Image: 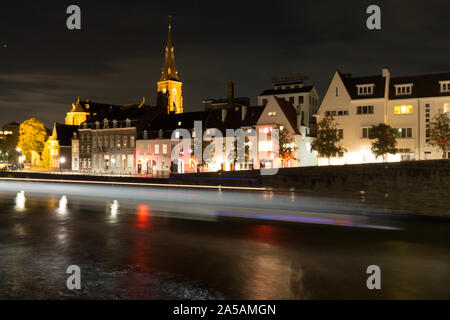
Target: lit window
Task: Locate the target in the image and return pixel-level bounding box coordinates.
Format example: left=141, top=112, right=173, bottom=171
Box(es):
left=155, top=144, right=159, bottom=154
left=444, top=103, right=450, bottom=113
left=127, top=155, right=134, bottom=168
left=394, top=105, right=413, bottom=114
left=258, top=141, right=273, bottom=151
left=268, top=112, right=277, bottom=116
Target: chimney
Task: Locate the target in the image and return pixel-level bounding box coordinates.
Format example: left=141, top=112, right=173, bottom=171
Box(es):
left=222, top=108, right=227, bottom=123
left=227, top=81, right=234, bottom=109
left=382, top=67, right=390, bottom=99
left=227, top=81, right=234, bottom=100
left=241, top=106, right=247, bottom=121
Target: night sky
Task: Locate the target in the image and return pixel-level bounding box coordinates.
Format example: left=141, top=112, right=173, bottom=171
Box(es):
left=1, top=0, right=449, bottom=127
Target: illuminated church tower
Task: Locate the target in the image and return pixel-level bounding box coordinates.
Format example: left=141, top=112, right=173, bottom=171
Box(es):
left=157, top=16, right=183, bottom=114
left=65, top=97, right=89, bottom=126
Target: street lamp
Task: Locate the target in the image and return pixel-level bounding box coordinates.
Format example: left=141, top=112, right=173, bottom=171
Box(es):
left=59, top=157, right=66, bottom=173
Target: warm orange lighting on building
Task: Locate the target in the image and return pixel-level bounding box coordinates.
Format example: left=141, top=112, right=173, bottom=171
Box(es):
left=394, top=105, right=413, bottom=115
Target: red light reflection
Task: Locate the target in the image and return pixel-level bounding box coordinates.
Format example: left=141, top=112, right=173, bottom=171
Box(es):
left=136, top=204, right=151, bottom=229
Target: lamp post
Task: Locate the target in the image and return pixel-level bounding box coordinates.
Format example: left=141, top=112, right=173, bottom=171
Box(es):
left=59, top=157, right=66, bottom=173
left=16, top=148, right=23, bottom=170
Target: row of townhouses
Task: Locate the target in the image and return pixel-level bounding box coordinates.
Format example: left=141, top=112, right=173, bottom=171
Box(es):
left=43, top=19, right=449, bottom=175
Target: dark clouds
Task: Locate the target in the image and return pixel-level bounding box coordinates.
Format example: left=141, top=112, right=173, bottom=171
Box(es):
left=0, top=0, right=449, bottom=127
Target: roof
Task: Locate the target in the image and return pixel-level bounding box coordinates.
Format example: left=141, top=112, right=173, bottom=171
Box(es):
left=260, top=85, right=314, bottom=96
left=138, top=106, right=264, bottom=139
left=389, top=72, right=450, bottom=99
left=54, top=123, right=78, bottom=146
left=336, top=70, right=450, bottom=100
left=273, top=97, right=300, bottom=134
left=337, top=71, right=386, bottom=99
left=147, top=111, right=210, bottom=132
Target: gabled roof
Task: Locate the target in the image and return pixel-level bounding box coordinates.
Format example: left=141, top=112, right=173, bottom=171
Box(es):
left=337, top=71, right=385, bottom=99
left=260, top=85, right=314, bottom=96
left=70, top=98, right=85, bottom=113
left=273, top=96, right=299, bottom=134
left=389, top=72, right=450, bottom=99
left=242, top=106, right=265, bottom=127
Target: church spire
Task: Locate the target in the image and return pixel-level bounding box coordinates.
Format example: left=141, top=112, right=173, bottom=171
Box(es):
left=160, top=15, right=179, bottom=81
left=50, top=123, right=58, bottom=141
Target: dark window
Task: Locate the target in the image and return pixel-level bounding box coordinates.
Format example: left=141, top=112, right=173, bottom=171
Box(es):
left=298, top=96, right=304, bottom=104
left=289, top=97, right=295, bottom=104
left=362, top=127, right=374, bottom=138
left=357, top=106, right=362, bottom=114
left=396, top=128, right=412, bottom=138
left=338, top=129, right=343, bottom=139
left=368, top=105, right=374, bottom=114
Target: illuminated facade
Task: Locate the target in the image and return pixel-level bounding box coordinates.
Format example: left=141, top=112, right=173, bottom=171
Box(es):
left=258, top=80, right=320, bottom=128
left=44, top=123, right=78, bottom=170
left=45, top=124, right=60, bottom=169
left=316, top=68, right=450, bottom=165
left=65, top=98, right=89, bottom=126
left=157, top=16, right=183, bottom=114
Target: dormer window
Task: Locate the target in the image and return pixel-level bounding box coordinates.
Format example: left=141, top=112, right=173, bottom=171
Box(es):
left=439, top=81, right=450, bottom=93
left=395, top=84, right=413, bottom=96
left=356, top=84, right=375, bottom=95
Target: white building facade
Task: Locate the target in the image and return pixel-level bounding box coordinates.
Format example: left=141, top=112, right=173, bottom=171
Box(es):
left=258, top=80, right=320, bottom=128
left=316, top=68, right=450, bottom=165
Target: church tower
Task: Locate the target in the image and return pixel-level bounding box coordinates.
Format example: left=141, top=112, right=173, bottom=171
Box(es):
left=65, top=97, right=89, bottom=126
left=157, top=16, right=183, bottom=114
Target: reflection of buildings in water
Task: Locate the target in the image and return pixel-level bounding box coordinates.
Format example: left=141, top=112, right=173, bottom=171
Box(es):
left=57, top=196, right=68, bottom=215
left=136, top=204, right=151, bottom=229
left=14, top=191, right=25, bottom=212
